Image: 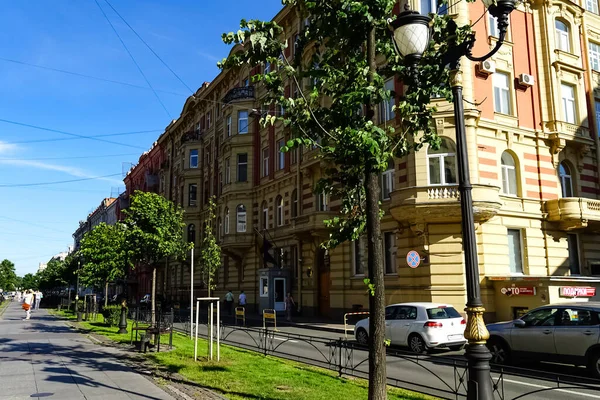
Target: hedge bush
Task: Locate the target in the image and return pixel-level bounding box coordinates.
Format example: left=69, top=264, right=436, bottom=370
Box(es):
left=101, top=305, right=123, bottom=327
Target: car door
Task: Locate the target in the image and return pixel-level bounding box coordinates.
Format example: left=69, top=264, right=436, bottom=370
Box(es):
left=391, top=306, right=418, bottom=345
left=384, top=306, right=399, bottom=342
left=510, top=307, right=559, bottom=358
left=553, top=308, right=600, bottom=360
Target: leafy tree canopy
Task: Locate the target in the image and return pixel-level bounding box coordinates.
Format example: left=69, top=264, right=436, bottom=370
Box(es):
left=20, top=273, right=38, bottom=291
left=0, top=259, right=18, bottom=291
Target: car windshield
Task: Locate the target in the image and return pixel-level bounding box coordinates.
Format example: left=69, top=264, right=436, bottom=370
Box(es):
left=427, top=307, right=461, bottom=319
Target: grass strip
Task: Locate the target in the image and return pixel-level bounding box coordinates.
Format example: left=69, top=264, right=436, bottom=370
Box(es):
left=51, top=308, right=436, bottom=400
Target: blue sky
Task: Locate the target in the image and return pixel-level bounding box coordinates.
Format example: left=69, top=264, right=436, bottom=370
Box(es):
left=0, top=1, right=283, bottom=276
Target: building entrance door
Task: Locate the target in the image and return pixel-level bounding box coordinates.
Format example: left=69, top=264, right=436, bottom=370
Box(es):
left=317, top=249, right=330, bottom=317
left=274, top=278, right=286, bottom=312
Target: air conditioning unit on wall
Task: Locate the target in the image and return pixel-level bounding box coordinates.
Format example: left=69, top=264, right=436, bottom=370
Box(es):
left=518, top=73, right=535, bottom=87
left=478, top=60, right=496, bottom=75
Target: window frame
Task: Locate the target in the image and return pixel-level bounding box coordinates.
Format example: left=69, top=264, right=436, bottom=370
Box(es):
left=507, top=228, right=524, bottom=275
left=559, top=161, right=574, bottom=197
left=189, top=149, right=199, bottom=169
left=555, top=20, right=570, bottom=53
left=236, top=204, right=247, bottom=233
left=561, top=83, right=577, bottom=124
left=586, top=0, right=599, bottom=14
left=225, top=157, right=231, bottom=184
left=353, top=239, right=365, bottom=276
left=188, top=183, right=197, bottom=206
left=382, top=160, right=395, bottom=200
left=383, top=231, right=397, bottom=275
left=291, top=189, right=298, bottom=218
left=567, top=233, right=581, bottom=275
left=276, top=196, right=284, bottom=227
left=427, top=139, right=458, bottom=186
left=224, top=208, right=230, bottom=235
left=379, top=78, right=395, bottom=123
left=317, top=191, right=328, bottom=211
left=262, top=147, right=270, bottom=177
left=226, top=115, right=232, bottom=137
left=277, top=139, right=285, bottom=171
left=493, top=71, right=512, bottom=115
left=261, top=201, right=269, bottom=230
left=238, top=110, right=249, bottom=134
left=237, top=153, right=248, bottom=182
left=500, top=151, right=518, bottom=196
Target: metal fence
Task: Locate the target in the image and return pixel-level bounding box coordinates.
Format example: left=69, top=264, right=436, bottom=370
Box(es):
left=174, top=321, right=600, bottom=400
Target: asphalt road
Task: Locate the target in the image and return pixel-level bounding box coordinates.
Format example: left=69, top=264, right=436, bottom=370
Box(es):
left=174, top=320, right=600, bottom=400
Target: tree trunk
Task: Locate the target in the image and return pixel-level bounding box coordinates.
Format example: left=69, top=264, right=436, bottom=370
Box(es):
left=151, top=266, right=157, bottom=331
left=366, top=25, right=387, bottom=400
left=104, top=281, right=108, bottom=308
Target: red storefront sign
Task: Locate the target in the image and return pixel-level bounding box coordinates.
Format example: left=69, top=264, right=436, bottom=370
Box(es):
left=500, top=286, right=536, bottom=296
left=560, top=287, right=597, bottom=298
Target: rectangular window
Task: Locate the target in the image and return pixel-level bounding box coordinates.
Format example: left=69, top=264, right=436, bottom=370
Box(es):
left=293, top=34, right=300, bottom=56
left=383, top=232, right=396, bottom=274
left=237, top=153, right=248, bottom=182
left=237, top=209, right=247, bottom=233
left=189, top=149, right=198, bottom=168
left=188, top=184, right=197, bottom=206
left=243, top=78, right=249, bottom=87
left=379, top=78, right=395, bottom=122
left=204, top=145, right=211, bottom=165
left=353, top=239, right=365, bottom=276
left=277, top=139, right=285, bottom=170
left=507, top=229, right=523, bottom=274
left=262, top=205, right=268, bottom=230
left=489, top=14, right=498, bottom=37
left=587, top=0, right=599, bottom=14
left=382, top=168, right=394, bottom=200
left=317, top=192, right=328, bottom=211
left=226, top=115, right=232, bottom=137
left=561, top=83, right=576, bottom=124
left=225, top=157, right=231, bottom=184
left=260, top=277, right=268, bottom=297
left=207, top=112, right=211, bottom=129
left=493, top=72, right=511, bottom=114
left=568, top=234, right=581, bottom=275
left=238, top=110, right=248, bottom=134
left=262, top=147, right=270, bottom=177
left=291, top=146, right=298, bottom=165
left=589, top=42, right=600, bottom=71
left=420, top=0, right=433, bottom=14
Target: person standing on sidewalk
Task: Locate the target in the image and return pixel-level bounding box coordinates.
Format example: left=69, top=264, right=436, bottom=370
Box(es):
left=224, top=290, right=234, bottom=316
left=34, top=290, right=43, bottom=310
left=238, top=291, right=247, bottom=308
left=22, top=290, right=34, bottom=320
left=284, top=293, right=295, bottom=322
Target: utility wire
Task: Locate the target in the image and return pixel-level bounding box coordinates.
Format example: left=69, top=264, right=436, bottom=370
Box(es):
left=0, top=173, right=122, bottom=187
left=6, top=129, right=161, bottom=145
left=103, top=0, right=194, bottom=93
left=0, top=153, right=138, bottom=161
left=94, top=0, right=172, bottom=119
left=0, top=57, right=188, bottom=97
left=0, top=118, right=147, bottom=149
left=0, top=215, right=73, bottom=234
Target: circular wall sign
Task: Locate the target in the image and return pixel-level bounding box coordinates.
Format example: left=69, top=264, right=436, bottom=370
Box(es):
left=406, top=250, right=421, bottom=269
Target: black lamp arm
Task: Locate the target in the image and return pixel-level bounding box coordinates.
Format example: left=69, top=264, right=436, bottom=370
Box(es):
left=464, top=13, right=510, bottom=62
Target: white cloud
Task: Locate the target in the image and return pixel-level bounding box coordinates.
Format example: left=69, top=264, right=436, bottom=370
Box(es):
left=0, top=159, right=122, bottom=185
left=0, top=141, right=19, bottom=154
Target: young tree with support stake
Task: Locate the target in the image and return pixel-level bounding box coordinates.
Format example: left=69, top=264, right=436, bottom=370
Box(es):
left=199, top=196, right=222, bottom=297
left=219, top=1, right=473, bottom=398
left=78, top=222, right=130, bottom=307
left=124, top=191, right=191, bottom=336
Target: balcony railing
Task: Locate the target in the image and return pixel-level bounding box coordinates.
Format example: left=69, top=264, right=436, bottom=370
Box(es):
left=545, top=197, right=600, bottom=230
left=180, top=130, right=201, bottom=145
left=223, top=86, right=255, bottom=104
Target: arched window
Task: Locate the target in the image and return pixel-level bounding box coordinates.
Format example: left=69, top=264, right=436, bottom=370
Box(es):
left=500, top=152, right=518, bottom=196
left=427, top=138, right=457, bottom=185
left=559, top=162, right=574, bottom=197
left=261, top=201, right=269, bottom=230
left=555, top=20, right=570, bottom=52
left=276, top=196, right=284, bottom=226
left=291, top=189, right=298, bottom=218
left=224, top=207, right=230, bottom=235
left=187, top=224, right=196, bottom=244
left=236, top=204, right=247, bottom=232
left=382, top=159, right=395, bottom=200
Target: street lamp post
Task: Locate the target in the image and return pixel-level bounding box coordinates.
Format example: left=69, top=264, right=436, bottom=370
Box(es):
left=390, top=2, right=516, bottom=399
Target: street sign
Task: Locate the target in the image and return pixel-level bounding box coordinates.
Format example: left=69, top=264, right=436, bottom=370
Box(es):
left=406, top=250, right=421, bottom=269
left=500, top=286, right=536, bottom=296
left=560, top=287, right=597, bottom=298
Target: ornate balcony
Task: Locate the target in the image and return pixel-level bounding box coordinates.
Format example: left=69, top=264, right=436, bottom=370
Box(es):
left=389, top=184, right=502, bottom=224
left=223, top=86, right=255, bottom=104
left=180, top=130, right=201, bottom=145
left=292, top=211, right=336, bottom=237
left=545, top=197, right=600, bottom=230
left=220, top=233, right=254, bottom=262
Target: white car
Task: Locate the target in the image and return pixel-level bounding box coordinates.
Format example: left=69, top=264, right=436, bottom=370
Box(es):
left=354, top=302, right=467, bottom=353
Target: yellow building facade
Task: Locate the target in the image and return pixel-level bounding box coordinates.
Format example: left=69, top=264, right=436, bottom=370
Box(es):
left=134, top=0, right=600, bottom=322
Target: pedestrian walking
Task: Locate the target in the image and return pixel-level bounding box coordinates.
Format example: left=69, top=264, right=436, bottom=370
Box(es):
left=284, top=292, right=295, bottom=322
left=224, top=290, right=234, bottom=316
left=34, top=291, right=42, bottom=310
left=22, top=290, right=34, bottom=320
left=238, top=291, right=247, bottom=308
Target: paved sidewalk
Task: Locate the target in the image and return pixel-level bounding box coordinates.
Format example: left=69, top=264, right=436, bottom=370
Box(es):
left=0, top=302, right=175, bottom=400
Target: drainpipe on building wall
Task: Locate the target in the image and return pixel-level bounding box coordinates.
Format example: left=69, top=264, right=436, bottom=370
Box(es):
left=581, top=26, right=600, bottom=192
left=297, top=152, right=303, bottom=313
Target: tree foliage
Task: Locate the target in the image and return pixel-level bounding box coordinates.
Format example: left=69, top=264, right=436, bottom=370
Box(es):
left=0, top=259, right=18, bottom=291
left=21, top=273, right=38, bottom=291
left=38, top=258, right=69, bottom=291
left=78, top=222, right=130, bottom=290
left=198, top=196, right=222, bottom=296
left=123, top=191, right=190, bottom=266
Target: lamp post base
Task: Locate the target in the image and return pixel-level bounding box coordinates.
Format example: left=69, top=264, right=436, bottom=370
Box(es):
left=464, top=306, right=493, bottom=400
left=118, top=306, right=128, bottom=334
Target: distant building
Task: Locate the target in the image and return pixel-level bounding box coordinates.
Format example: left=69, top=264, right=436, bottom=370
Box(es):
left=38, top=249, right=71, bottom=273
left=72, top=198, right=118, bottom=250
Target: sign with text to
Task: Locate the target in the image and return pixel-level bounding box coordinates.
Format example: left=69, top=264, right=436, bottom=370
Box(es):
left=560, top=287, right=597, bottom=298
left=500, top=286, right=536, bottom=296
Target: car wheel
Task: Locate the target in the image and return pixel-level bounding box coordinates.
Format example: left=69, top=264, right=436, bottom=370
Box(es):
left=449, top=344, right=465, bottom=352
left=408, top=334, right=426, bottom=354
left=356, top=328, right=369, bottom=345
left=487, top=338, right=510, bottom=365
left=587, top=351, right=600, bottom=379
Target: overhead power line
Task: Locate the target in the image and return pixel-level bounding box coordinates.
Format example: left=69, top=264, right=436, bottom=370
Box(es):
left=0, top=57, right=188, bottom=97
left=6, top=129, right=161, bottom=145
left=0, top=152, right=138, bottom=161
left=94, top=0, right=172, bottom=119
left=0, top=173, right=122, bottom=187
left=103, top=0, right=194, bottom=93
left=0, top=215, right=73, bottom=234
left=0, top=118, right=147, bottom=149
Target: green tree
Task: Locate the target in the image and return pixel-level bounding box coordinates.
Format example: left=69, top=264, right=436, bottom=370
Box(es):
left=199, top=197, right=222, bottom=296
left=124, top=191, right=190, bottom=329
left=38, top=258, right=69, bottom=291
left=219, top=1, right=470, bottom=397
left=0, top=259, right=18, bottom=291
left=21, top=273, right=38, bottom=290
left=78, top=222, right=130, bottom=307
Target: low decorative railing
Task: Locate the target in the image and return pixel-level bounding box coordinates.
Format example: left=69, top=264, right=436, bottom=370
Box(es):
left=223, top=86, right=255, bottom=104
left=427, top=186, right=460, bottom=200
